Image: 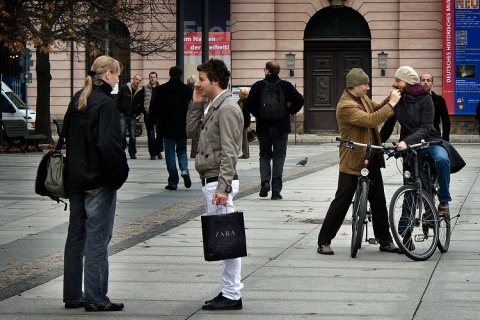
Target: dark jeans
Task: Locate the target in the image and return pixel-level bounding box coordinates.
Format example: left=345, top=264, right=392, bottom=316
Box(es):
left=145, top=114, right=164, bottom=157
left=120, top=114, right=137, bottom=156
left=164, top=138, right=189, bottom=186
left=317, top=156, right=393, bottom=247
left=63, top=186, right=117, bottom=306
left=258, top=128, right=288, bottom=194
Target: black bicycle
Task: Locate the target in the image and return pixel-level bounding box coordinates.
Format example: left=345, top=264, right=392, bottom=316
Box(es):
left=336, top=137, right=396, bottom=258
left=387, top=140, right=446, bottom=261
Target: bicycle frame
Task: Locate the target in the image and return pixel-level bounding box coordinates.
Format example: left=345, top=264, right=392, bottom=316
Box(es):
left=336, top=137, right=396, bottom=257
left=387, top=140, right=442, bottom=261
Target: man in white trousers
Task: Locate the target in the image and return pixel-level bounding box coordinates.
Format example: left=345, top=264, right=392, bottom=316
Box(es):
left=186, top=58, right=244, bottom=310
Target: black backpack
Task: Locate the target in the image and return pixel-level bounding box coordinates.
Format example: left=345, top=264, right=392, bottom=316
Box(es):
left=260, top=80, right=286, bottom=120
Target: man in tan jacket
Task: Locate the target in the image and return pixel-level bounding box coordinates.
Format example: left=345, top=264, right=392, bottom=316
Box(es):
left=317, top=68, right=401, bottom=255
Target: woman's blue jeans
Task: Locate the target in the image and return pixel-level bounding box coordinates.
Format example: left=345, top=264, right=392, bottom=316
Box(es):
left=63, top=186, right=117, bottom=306
left=425, top=145, right=451, bottom=203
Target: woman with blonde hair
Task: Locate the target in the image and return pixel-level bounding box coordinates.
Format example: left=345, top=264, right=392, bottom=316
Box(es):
left=237, top=87, right=251, bottom=159
left=63, top=55, right=129, bottom=312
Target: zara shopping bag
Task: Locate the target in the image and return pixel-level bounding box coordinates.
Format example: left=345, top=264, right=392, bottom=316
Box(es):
left=201, top=211, right=247, bottom=261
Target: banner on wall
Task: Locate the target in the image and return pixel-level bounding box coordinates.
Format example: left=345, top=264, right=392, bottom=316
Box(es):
left=183, top=0, right=231, bottom=83
left=443, top=0, right=480, bottom=115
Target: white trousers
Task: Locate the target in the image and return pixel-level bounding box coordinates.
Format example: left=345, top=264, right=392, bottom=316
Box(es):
left=202, top=179, right=243, bottom=300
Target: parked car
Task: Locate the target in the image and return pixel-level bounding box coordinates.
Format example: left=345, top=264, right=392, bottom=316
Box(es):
left=1, top=81, right=36, bottom=133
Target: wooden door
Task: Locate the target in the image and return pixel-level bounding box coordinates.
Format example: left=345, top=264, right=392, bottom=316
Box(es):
left=304, top=44, right=371, bottom=133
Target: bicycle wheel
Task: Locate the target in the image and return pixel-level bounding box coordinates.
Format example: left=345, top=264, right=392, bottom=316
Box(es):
left=423, top=163, right=450, bottom=252
left=389, top=185, right=439, bottom=261
left=432, top=177, right=451, bottom=252
left=351, top=180, right=368, bottom=258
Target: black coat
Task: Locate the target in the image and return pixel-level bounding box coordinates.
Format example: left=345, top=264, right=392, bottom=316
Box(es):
left=245, top=74, right=304, bottom=135
left=64, top=81, right=129, bottom=190
left=148, top=78, right=193, bottom=139
left=431, top=91, right=450, bottom=141
left=380, top=84, right=465, bottom=174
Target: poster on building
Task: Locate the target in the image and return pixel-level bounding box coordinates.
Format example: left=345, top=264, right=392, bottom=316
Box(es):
left=443, top=0, right=480, bottom=115
left=184, top=0, right=231, bottom=82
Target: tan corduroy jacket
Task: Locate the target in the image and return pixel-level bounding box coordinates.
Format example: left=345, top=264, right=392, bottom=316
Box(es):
left=336, top=90, right=394, bottom=175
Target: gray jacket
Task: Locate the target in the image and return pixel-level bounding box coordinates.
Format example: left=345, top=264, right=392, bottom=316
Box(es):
left=186, top=90, right=243, bottom=194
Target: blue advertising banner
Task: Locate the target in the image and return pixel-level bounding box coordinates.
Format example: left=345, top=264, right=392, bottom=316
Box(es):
left=443, top=0, right=480, bottom=115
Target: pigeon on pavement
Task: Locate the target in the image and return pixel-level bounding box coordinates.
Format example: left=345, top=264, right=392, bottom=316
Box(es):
left=296, top=157, right=308, bottom=166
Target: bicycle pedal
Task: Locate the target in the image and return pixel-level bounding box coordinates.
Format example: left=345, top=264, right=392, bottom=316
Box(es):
left=368, top=238, right=378, bottom=245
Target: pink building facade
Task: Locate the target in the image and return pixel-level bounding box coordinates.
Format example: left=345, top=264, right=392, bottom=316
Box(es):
left=26, top=0, right=476, bottom=134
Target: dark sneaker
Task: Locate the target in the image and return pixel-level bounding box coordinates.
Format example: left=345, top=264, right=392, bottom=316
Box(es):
left=379, top=242, right=399, bottom=253
left=202, top=294, right=242, bottom=310
left=181, top=173, right=192, bottom=188
left=130, top=154, right=136, bottom=159
left=438, top=203, right=449, bottom=216
left=84, top=301, right=124, bottom=312
left=157, top=153, right=163, bottom=159
left=271, top=193, right=282, bottom=200
left=165, top=184, right=177, bottom=190
left=150, top=156, right=156, bottom=160
left=317, top=244, right=334, bottom=255
left=259, top=182, right=270, bottom=197
left=65, top=301, right=84, bottom=309
left=205, top=292, right=223, bottom=305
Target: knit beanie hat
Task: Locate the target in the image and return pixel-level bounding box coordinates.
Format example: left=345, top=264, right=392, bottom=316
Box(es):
left=394, top=66, right=419, bottom=85
left=346, top=68, right=369, bottom=87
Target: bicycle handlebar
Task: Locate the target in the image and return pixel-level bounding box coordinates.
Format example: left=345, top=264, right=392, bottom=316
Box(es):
left=336, top=137, right=443, bottom=157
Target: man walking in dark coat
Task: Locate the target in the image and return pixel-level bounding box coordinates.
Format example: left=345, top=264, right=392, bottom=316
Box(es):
left=149, top=66, right=193, bottom=190
left=116, top=74, right=143, bottom=159
left=245, top=61, right=304, bottom=200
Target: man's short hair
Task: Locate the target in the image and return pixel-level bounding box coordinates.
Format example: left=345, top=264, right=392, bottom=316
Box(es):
left=169, top=66, right=183, bottom=79
left=197, top=59, right=231, bottom=89
left=265, top=61, right=280, bottom=75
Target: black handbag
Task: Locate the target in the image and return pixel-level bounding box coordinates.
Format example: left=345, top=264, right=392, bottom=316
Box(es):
left=34, top=117, right=69, bottom=210
left=201, top=211, right=247, bottom=261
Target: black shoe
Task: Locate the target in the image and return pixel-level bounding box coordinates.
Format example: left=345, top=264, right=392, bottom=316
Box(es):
left=150, top=156, right=156, bottom=160
left=379, top=242, right=399, bottom=253
left=84, top=301, right=124, bottom=312
left=182, top=173, right=192, bottom=188
left=202, top=294, right=242, bottom=310
left=157, top=153, right=163, bottom=159
left=165, top=184, right=177, bottom=190
left=205, top=292, right=222, bottom=305
left=130, top=154, right=136, bottom=159
left=271, top=193, right=282, bottom=200
left=65, top=301, right=84, bottom=309
left=259, top=182, right=270, bottom=197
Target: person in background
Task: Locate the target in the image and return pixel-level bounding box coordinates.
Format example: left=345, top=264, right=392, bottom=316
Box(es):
left=187, top=74, right=199, bottom=158
left=381, top=66, right=465, bottom=222
left=237, top=87, right=251, bottom=159
left=245, top=61, right=304, bottom=200
left=317, top=68, right=401, bottom=255
left=420, top=73, right=451, bottom=141
left=63, top=55, right=129, bottom=312
left=133, top=71, right=164, bottom=160
left=186, top=59, right=244, bottom=310
left=116, top=74, right=143, bottom=159
left=149, top=66, right=193, bottom=190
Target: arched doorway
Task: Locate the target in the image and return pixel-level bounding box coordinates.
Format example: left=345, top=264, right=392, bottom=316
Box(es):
left=303, top=6, right=371, bottom=133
